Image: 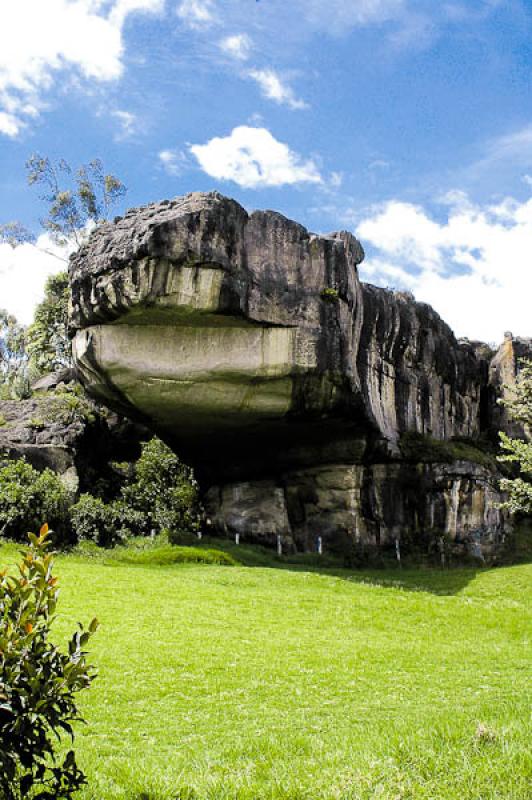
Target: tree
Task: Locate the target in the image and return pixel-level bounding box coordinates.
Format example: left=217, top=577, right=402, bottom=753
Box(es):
left=0, top=155, right=126, bottom=257
left=498, top=359, right=532, bottom=514
left=122, top=437, right=201, bottom=534
left=0, top=310, right=29, bottom=399
left=0, top=525, right=98, bottom=800
left=26, top=272, right=71, bottom=373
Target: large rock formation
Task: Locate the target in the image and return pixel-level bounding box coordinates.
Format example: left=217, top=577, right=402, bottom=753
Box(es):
left=69, top=192, right=530, bottom=556
left=0, top=374, right=147, bottom=497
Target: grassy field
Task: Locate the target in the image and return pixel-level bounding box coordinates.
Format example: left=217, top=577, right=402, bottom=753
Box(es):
left=1, top=539, right=531, bottom=800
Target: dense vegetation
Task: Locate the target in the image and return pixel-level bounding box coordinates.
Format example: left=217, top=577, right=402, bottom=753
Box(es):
left=0, top=537, right=529, bottom=800
left=498, top=359, right=532, bottom=514
left=0, top=273, right=70, bottom=400
left=0, top=438, right=201, bottom=548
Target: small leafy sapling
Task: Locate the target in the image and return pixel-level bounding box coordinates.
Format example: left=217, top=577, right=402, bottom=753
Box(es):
left=0, top=524, right=99, bottom=799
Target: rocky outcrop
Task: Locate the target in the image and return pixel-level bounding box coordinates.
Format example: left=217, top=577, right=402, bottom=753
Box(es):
left=69, top=192, right=530, bottom=556
left=488, top=333, right=532, bottom=439
left=205, top=460, right=505, bottom=556
left=0, top=377, right=147, bottom=497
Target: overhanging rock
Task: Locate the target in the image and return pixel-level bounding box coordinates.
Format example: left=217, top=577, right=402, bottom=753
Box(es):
left=69, top=191, right=526, bottom=555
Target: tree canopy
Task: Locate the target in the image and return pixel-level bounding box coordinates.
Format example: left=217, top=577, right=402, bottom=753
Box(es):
left=0, top=155, right=126, bottom=255
left=498, top=360, right=532, bottom=515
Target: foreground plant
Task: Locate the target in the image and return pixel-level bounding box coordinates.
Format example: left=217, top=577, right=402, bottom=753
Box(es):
left=0, top=525, right=98, bottom=799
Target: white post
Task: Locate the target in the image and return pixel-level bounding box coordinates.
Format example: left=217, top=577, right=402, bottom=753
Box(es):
left=317, top=536, right=323, bottom=555
left=197, top=530, right=202, bottom=540
left=277, top=534, right=282, bottom=556
left=395, top=537, right=401, bottom=565
left=235, top=532, right=240, bottom=545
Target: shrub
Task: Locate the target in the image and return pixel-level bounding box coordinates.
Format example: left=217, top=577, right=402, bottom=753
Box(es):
left=69, top=494, right=113, bottom=547
left=122, top=438, right=201, bottom=536
left=0, top=459, right=70, bottom=544
left=0, top=525, right=98, bottom=800
left=70, top=495, right=147, bottom=547
left=109, top=499, right=147, bottom=540
left=320, top=287, right=339, bottom=302
left=43, top=392, right=97, bottom=427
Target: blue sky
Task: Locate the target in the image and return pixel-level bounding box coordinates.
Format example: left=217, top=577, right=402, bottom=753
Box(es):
left=0, top=0, right=531, bottom=342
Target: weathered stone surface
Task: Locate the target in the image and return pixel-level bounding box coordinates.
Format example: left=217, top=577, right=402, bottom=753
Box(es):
left=488, top=333, right=532, bottom=438
left=0, top=377, right=147, bottom=496
left=69, top=192, right=528, bottom=554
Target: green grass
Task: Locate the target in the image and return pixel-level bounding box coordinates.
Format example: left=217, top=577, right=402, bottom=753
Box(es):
left=1, top=539, right=531, bottom=799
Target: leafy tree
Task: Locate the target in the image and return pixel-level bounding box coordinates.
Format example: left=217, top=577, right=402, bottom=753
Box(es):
left=26, top=272, right=71, bottom=373
left=0, top=310, right=29, bottom=399
left=0, top=155, right=126, bottom=257
left=0, top=525, right=98, bottom=800
left=122, top=437, right=201, bottom=535
left=498, top=359, right=532, bottom=514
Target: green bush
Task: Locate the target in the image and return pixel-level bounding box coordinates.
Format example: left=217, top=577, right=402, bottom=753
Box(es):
left=0, top=525, right=98, bottom=800
left=122, top=438, right=201, bottom=536
left=69, top=494, right=114, bottom=547
left=109, top=500, right=146, bottom=540
left=320, top=287, right=339, bottom=302
left=70, top=495, right=147, bottom=548
left=0, top=459, right=70, bottom=543
left=69, top=438, right=201, bottom=549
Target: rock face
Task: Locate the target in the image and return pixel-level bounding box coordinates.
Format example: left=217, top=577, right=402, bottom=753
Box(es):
left=488, top=333, right=532, bottom=439
left=0, top=377, right=147, bottom=497
left=69, top=192, right=529, bottom=556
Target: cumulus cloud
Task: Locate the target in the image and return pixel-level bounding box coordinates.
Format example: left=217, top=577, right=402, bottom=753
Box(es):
left=176, top=0, right=216, bottom=28
left=356, top=192, right=532, bottom=343
left=0, top=0, right=163, bottom=136
left=0, top=235, right=70, bottom=324
left=219, top=33, right=252, bottom=60
left=190, top=126, right=322, bottom=189
left=248, top=69, right=308, bottom=111
left=0, top=111, right=21, bottom=137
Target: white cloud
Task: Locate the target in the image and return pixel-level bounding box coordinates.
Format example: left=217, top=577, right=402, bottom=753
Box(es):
left=158, top=148, right=190, bottom=176
left=248, top=69, right=308, bottom=111
left=112, top=109, right=139, bottom=139
left=190, top=126, right=323, bottom=189
left=0, top=111, right=21, bottom=137
left=300, top=0, right=405, bottom=31
left=484, top=124, right=532, bottom=163
left=356, top=192, right=532, bottom=343
left=0, top=0, right=163, bottom=137
left=176, top=0, right=216, bottom=28
left=464, top=123, right=532, bottom=181
left=219, top=33, right=252, bottom=60
left=0, top=235, right=71, bottom=324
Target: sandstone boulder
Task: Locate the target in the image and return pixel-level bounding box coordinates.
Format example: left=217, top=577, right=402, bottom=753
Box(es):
left=68, top=192, right=529, bottom=556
